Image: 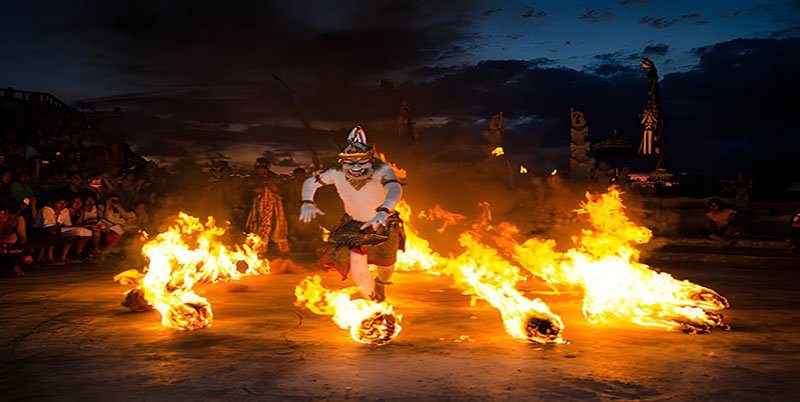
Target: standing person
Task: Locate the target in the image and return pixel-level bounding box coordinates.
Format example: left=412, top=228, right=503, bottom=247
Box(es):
left=245, top=158, right=289, bottom=254
left=299, top=126, right=404, bottom=301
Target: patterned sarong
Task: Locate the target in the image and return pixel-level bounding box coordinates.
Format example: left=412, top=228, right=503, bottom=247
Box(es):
left=246, top=188, right=289, bottom=253
left=317, top=212, right=405, bottom=279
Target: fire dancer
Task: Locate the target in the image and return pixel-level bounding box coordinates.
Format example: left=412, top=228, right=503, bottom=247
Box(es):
left=299, top=126, right=404, bottom=301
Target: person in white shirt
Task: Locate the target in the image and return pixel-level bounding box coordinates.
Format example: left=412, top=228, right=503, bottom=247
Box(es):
left=78, top=194, right=123, bottom=250
left=33, top=195, right=91, bottom=263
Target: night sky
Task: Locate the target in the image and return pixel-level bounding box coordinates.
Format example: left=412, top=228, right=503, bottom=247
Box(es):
left=2, top=0, right=799, bottom=179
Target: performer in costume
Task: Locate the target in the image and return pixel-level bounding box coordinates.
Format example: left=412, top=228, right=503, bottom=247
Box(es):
left=299, top=126, right=404, bottom=301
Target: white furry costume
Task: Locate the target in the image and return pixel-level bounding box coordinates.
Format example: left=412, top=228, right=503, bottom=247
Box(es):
left=299, top=126, right=404, bottom=300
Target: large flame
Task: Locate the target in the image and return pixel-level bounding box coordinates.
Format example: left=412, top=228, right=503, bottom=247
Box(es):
left=489, top=188, right=729, bottom=333
left=394, top=200, right=565, bottom=343
left=295, top=275, right=402, bottom=345
left=394, top=187, right=728, bottom=340
left=114, top=213, right=270, bottom=330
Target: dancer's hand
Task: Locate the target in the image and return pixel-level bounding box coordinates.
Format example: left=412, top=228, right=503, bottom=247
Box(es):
left=299, top=204, right=325, bottom=223
left=360, top=211, right=388, bottom=230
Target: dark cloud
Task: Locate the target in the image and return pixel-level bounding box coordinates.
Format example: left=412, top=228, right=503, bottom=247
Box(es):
left=662, top=37, right=800, bottom=174
left=86, top=37, right=800, bottom=181
left=482, top=8, right=502, bottom=17
left=721, top=4, right=785, bottom=18
left=522, top=7, right=547, bottom=18
left=31, top=0, right=479, bottom=95
left=643, top=44, right=670, bottom=55
left=579, top=9, right=616, bottom=23
left=639, top=14, right=700, bottom=28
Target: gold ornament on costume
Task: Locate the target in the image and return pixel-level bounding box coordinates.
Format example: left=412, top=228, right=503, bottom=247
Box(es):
left=346, top=176, right=371, bottom=190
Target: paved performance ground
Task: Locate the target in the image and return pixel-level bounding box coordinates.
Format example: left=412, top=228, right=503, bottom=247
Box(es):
left=1, top=256, right=799, bottom=400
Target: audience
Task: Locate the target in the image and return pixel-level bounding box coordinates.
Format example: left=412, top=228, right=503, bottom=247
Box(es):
left=0, top=92, right=157, bottom=272
left=0, top=88, right=328, bottom=276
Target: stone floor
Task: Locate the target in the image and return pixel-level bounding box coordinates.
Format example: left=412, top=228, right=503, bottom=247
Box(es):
left=1, top=256, right=799, bottom=400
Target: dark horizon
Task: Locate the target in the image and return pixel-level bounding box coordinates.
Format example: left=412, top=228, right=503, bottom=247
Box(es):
left=2, top=1, right=799, bottom=182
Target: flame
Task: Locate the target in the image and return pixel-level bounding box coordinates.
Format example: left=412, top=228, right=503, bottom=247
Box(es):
left=395, top=201, right=447, bottom=274
left=491, top=146, right=505, bottom=157
left=374, top=151, right=407, bottom=180
left=551, top=169, right=557, bottom=175
left=393, top=186, right=728, bottom=339
left=394, top=200, right=565, bottom=343
left=520, top=165, right=528, bottom=174
left=295, top=275, right=402, bottom=345
left=319, top=224, right=330, bottom=242
left=490, top=188, right=729, bottom=333
left=417, top=204, right=467, bottom=233
left=114, top=213, right=270, bottom=330
left=445, top=232, right=565, bottom=343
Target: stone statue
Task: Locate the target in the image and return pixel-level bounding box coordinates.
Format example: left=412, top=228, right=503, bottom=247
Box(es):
left=638, top=57, right=665, bottom=169
left=569, top=108, right=595, bottom=180
left=483, top=112, right=504, bottom=144
left=395, top=99, right=419, bottom=143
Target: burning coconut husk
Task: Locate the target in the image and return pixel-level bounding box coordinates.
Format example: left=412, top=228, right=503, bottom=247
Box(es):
left=114, top=213, right=271, bottom=330
left=393, top=200, right=567, bottom=344
left=295, top=275, right=403, bottom=345
left=394, top=186, right=729, bottom=340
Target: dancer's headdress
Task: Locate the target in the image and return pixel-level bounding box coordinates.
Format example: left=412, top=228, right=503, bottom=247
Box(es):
left=338, top=126, right=373, bottom=161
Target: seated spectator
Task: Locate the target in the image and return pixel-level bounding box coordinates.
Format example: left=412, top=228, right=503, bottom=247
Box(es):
left=0, top=168, right=12, bottom=204
left=77, top=194, right=122, bottom=251
left=62, top=172, right=93, bottom=201
left=0, top=203, right=33, bottom=276
left=32, top=194, right=91, bottom=263
left=99, top=195, right=136, bottom=234
left=0, top=203, right=27, bottom=244
left=10, top=168, right=35, bottom=203
left=701, top=198, right=743, bottom=247
left=117, top=170, right=143, bottom=209
left=68, top=196, right=83, bottom=223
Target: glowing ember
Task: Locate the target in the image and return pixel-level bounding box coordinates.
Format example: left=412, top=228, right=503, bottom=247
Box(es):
left=114, top=213, right=271, bottom=330
left=520, top=165, right=528, bottom=174
left=295, top=275, right=402, bottom=345
left=551, top=169, right=558, bottom=175
left=417, top=204, right=467, bottom=233
left=491, top=146, right=505, bottom=156
left=319, top=224, right=330, bottom=242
